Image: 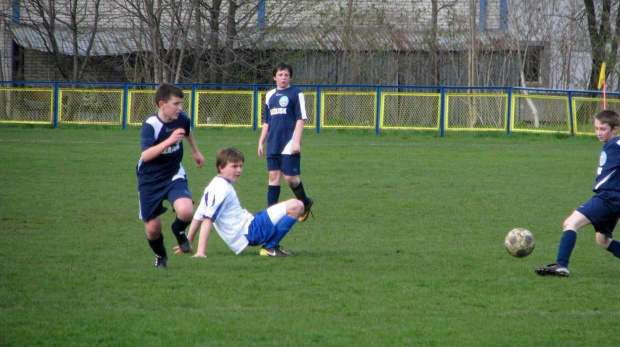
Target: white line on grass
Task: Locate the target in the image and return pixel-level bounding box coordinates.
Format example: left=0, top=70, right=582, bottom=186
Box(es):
left=0, top=139, right=104, bottom=144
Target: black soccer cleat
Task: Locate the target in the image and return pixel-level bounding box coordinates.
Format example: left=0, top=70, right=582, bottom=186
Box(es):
left=299, top=198, right=314, bottom=222
left=535, top=263, right=569, bottom=277
left=155, top=255, right=168, bottom=269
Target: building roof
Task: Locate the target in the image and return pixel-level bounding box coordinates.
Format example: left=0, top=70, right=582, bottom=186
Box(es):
left=7, top=22, right=518, bottom=56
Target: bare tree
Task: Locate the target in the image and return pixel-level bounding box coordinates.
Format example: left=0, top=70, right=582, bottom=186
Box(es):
left=14, top=0, right=101, bottom=82
left=113, top=0, right=197, bottom=84
left=584, top=0, right=620, bottom=91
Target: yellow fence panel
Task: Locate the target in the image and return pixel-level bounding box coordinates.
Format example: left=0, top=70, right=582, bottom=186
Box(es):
left=195, top=90, right=253, bottom=127
left=257, top=91, right=317, bottom=128
left=571, top=97, right=620, bottom=135
left=127, top=90, right=192, bottom=126
left=445, top=94, right=507, bottom=131
left=381, top=92, right=440, bottom=130
left=510, top=94, right=570, bottom=134
left=58, top=89, right=124, bottom=125
left=0, top=88, right=53, bottom=124
left=321, top=92, right=376, bottom=129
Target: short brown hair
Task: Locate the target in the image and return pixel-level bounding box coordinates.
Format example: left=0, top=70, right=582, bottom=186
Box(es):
left=216, top=147, right=245, bottom=172
left=594, top=110, right=620, bottom=129
left=154, top=83, right=184, bottom=106
left=272, top=62, right=293, bottom=78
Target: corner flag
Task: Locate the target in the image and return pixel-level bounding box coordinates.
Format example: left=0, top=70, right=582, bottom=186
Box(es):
left=598, top=62, right=606, bottom=90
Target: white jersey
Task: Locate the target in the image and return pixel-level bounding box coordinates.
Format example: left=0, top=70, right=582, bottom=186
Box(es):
left=193, top=176, right=253, bottom=254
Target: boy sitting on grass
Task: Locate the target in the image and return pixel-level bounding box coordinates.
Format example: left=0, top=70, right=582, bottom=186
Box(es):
left=176, top=147, right=305, bottom=257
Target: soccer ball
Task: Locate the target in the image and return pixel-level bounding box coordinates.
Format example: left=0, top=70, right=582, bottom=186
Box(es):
left=504, top=228, right=535, bottom=258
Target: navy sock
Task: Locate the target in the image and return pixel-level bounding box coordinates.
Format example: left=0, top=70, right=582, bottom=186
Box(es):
left=268, top=185, right=281, bottom=206
left=292, top=181, right=309, bottom=204
left=264, top=215, right=298, bottom=249
left=147, top=234, right=167, bottom=258
left=606, top=240, right=620, bottom=259
left=171, top=217, right=190, bottom=242
left=556, top=230, right=577, bottom=267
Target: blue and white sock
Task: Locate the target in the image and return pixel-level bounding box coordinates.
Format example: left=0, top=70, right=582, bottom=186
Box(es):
left=264, top=216, right=297, bottom=249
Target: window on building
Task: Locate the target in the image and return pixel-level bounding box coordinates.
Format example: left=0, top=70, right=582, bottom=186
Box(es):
left=522, top=46, right=542, bottom=85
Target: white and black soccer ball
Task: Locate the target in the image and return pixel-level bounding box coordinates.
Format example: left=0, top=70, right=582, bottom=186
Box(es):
left=504, top=228, right=535, bottom=258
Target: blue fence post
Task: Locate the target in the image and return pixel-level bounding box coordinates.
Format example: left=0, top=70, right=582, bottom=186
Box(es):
left=316, top=86, right=322, bottom=134
left=440, top=87, right=446, bottom=136
left=190, top=85, right=197, bottom=129
left=375, top=86, right=382, bottom=135
left=567, top=91, right=575, bottom=136
left=506, top=87, right=512, bottom=135
left=121, top=83, right=129, bottom=130
left=253, top=85, right=259, bottom=131
left=52, top=83, right=59, bottom=127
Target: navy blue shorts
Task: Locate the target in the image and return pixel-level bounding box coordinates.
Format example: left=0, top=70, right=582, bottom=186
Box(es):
left=576, top=190, right=620, bottom=237
left=267, top=154, right=301, bottom=176
left=138, top=178, right=192, bottom=221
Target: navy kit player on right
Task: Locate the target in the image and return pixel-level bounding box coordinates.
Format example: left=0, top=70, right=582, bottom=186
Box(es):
left=536, top=110, right=620, bottom=276
left=258, top=62, right=313, bottom=221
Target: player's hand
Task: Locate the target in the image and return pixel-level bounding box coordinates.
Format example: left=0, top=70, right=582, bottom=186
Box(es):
left=258, top=144, right=265, bottom=157
left=194, top=151, right=205, bottom=168
left=292, top=142, right=301, bottom=154
left=173, top=245, right=192, bottom=255
left=169, top=128, right=185, bottom=144
left=192, top=253, right=207, bottom=258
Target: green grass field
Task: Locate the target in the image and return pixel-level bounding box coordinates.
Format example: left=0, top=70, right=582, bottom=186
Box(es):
left=1, top=125, right=619, bottom=346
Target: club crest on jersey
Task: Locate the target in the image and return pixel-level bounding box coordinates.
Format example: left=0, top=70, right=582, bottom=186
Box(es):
left=279, top=96, right=289, bottom=107
left=600, top=151, right=607, bottom=166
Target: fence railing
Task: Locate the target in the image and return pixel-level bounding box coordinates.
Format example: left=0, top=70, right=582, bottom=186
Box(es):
left=0, top=82, right=616, bottom=136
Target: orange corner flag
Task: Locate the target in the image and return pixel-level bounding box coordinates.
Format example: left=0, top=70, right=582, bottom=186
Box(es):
left=598, top=62, right=606, bottom=90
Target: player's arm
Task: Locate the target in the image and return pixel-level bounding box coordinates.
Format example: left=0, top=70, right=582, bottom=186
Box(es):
left=193, top=217, right=214, bottom=258
left=184, top=130, right=204, bottom=168
left=141, top=128, right=185, bottom=162
left=258, top=122, right=269, bottom=157
left=292, top=119, right=304, bottom=154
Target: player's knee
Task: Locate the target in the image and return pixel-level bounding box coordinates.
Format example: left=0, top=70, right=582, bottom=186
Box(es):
left=173, top=200, right=194, bottom=220
left=286, top=199, right=304, bottom=218
left=596, top=233, right=611, bottom=248
left=145, top=222, right=162, bottom=239
left=562, top=216, right=579, bottom=231
left=284, top=175, right=300, bottom=187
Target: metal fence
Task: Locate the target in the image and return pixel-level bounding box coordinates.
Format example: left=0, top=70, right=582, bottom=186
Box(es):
left=0, top=82, right=617, bottom=136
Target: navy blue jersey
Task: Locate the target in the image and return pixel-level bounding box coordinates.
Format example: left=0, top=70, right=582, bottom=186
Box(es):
left=136, top=112, right=191, bottom=186
left=594, top=136, right=620, bottom=192
left=262, top=86, right=307, bottom=155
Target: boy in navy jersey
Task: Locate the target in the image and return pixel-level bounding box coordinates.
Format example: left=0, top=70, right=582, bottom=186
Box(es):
left=137, top=84, right=205, bottom=268
left=536, top=110, right=620, bottom=276
left=258, top=62, right=313, bottom=221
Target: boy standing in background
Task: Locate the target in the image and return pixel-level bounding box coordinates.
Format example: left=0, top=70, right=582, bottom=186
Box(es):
left=258, top=62, right=313, bottom=221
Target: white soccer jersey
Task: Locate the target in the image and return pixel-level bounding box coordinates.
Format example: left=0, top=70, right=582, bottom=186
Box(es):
left=193, top=176, right=252, bottom=254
